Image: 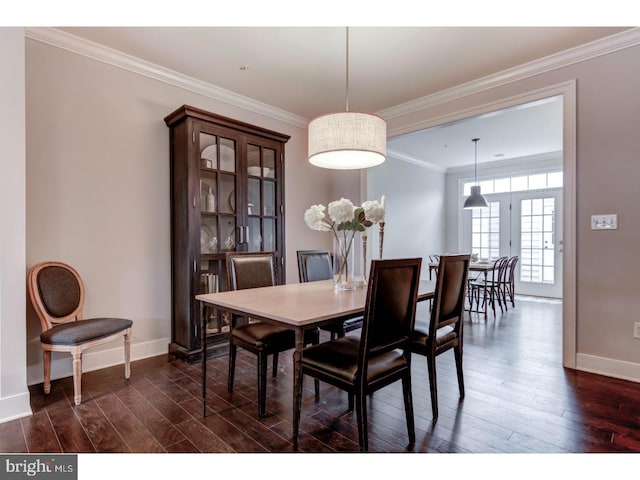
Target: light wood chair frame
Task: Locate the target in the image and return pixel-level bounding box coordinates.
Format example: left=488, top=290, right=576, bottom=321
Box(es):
left=28, top=261, right=131, bottom=405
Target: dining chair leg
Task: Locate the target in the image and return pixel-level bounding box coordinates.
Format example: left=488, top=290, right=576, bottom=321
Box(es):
left=227, top=342, right=237, bottom=393
left=124, top=331, right=131, bottom=379
left=426, top=354, right=438, bottom=420
left=43, top=350, right=52, bottom=394
left=348, top=393, right=354, bottom=411
left=314, top=379, right=320, bottom=402
left=72, top=351, right=82, bottom=406
left=402, top=374, right=416, bottom=445
left=454, top=345, right=465, bottom=399
left=258, top=351, right=268, bottom=417
left=355, top=392, right=368, bottom=452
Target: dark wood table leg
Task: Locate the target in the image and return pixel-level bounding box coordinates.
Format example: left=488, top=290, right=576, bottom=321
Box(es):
left=201, top=301, right=207, bottom=416
left=292, top=327, right=304, bottom=450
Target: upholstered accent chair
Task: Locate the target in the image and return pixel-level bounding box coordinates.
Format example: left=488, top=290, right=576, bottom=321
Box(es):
left=27, top=261, right=133, bottom=405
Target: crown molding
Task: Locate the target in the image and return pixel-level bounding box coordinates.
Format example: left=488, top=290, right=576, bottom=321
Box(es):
left=24, top=27, right=310, bottom=129
left=378, top=28, right=640, bottom=120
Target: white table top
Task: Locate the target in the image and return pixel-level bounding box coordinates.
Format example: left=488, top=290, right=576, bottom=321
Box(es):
left=196, top=279, right=434, bottom=328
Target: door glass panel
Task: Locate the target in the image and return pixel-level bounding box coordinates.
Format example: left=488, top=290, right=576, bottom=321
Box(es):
left=520, top=197, right=555, bottom=284
left=247, top=144, right=261, bottom=177
left=247, top=217, right=262, bottom=252
left=218, top=174, right=235, bottom=215
left=200, top=217, right=218, bottom=254
left=220, top=217, right=236, bottom=251
left=199, top=132, right=217, bottom=169
left=263, top=219, right=275, bottom=251
left=219, top=137, right=236, bottom=173
left=200, top=172, right=217, bottom=213
left=263, top=180, right=276, bottom=216
left=248, top=178, right=260, bottom=215
left=264, top=148, right=276, bottom=179
left=471, top=201, right=499, bottom=260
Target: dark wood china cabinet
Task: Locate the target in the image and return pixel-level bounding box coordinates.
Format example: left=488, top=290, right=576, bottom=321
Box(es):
left=164, top=105, right=289, bottom=362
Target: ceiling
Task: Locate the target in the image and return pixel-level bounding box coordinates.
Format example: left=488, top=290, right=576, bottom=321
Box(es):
left=59, top=26, right=630, bottom=169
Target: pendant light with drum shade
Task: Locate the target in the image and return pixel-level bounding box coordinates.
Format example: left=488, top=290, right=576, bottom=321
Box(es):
left=308, top=27, right=387, bottom=170
left=463, top=138, right=489, bottom=209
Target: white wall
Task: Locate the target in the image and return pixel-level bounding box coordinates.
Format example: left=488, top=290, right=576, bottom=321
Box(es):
left=366, top=154, right=446, bottom=277
left=23, top=35, right=335, bottom=391
left=0, top=28, right=32, bottom=422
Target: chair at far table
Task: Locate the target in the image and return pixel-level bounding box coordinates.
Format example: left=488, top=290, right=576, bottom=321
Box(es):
left=296, top=250, right=363, bottom=340
left=27, top=261, right=133, bottom=406
left=411, top=254, right=470, bottom=420
left=294, top=257, right=422, bottom=452
left=226, top=251, right=319, bottom=418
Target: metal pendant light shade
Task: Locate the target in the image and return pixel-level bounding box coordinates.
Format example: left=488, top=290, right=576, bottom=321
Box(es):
left=463, top=138, right=489, bottom=209
left=308, top=27, right=387, bottom=170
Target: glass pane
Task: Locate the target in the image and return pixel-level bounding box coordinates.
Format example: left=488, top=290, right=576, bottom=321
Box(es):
left=479, top=179, right=493, bottom=194
left=200, top=217, right=218, bottom=254
left=494, top=177, right=510, bottom=193
left=528, top=173, right=547, bottom=190
left=263, top=219, right=275, bottom=251
left=199, top=132, right=217, bottom=169
left=247, top=144, right=261, bottom=177
left=248, top=178, right=260, bottom=215
left=218, top=174, right=236, bottom=215
left=200, top=174, right=217, bottom=213
left=220, top=217, right=236, bottom=251
left=264, top=148, right=276, bottom=178
left=219, top=137, right=236, bottom=173
left=511, top=176, right=528, bottom=191
left=247, top=217, right=262, bottom=252
left=263, top=180, right=276, bottom=216
left=548, top=171, right=563, bottom=188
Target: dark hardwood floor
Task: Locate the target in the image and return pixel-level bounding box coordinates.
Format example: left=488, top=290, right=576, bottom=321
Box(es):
left=2, top=296, right=640, bottom=454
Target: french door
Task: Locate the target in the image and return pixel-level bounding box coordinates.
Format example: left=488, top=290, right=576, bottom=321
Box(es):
left=510, top=189, right=562, bottom=298
left=463, top=188, right=562, bottom=298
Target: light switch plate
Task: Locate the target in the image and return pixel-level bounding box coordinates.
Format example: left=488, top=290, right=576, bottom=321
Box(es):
left=591, top=214, right=618, bottom=230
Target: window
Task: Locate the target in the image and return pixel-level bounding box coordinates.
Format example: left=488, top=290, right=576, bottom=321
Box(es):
left=520, top=197, right=556, bottom=284
left=463, top=171, right=563, bottom=196
left=471, top=202, right=500, bottom=260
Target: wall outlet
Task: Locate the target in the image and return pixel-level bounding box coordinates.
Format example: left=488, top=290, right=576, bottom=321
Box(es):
left=634, top=322, right=640, bottom=339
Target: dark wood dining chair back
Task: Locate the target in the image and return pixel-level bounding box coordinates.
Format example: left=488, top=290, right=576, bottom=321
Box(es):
left=27, top=261, right=133, bottom=406
left=412, top=254, right=470, bottom=420
left=296, top=250, right=363, bottom=339
left=225, top=251, right=318, bottom=417
left=297, top=249, right=333, bottom=283
left=294, top=257, right=422, bottom=451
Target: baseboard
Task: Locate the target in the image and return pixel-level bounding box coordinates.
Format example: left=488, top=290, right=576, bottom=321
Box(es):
left=0, top=391, right=32, bottom=424
left=27, top=337, right=171, bottom=386
left=576, top=353, right=640, bottom=383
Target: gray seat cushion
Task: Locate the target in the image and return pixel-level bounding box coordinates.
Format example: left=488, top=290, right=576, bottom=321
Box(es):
left=40, top=318, right=132, bottom=346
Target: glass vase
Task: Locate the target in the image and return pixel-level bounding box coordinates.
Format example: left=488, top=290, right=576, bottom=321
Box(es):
left=333, top=234, right=356, bottom=291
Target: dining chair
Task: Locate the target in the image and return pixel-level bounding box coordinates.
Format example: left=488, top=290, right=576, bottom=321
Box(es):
left=501, top=255, right=519, bottom=307
left=411, top=254, right=470, bottom=420
left=27, top=261, right=133, bottom=406
left=226, top=251, right=318, bottom=417
left=468, top=256, right=508, bottom=316
left=294, top=257, right=422, bottom=452
left=296, top=249, right=363, bottom=340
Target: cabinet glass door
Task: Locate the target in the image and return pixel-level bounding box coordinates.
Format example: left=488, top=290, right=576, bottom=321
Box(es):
left=246, top=144, right=278, bottom=253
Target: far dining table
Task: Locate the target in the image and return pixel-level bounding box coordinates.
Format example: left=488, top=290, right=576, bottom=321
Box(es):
left=196, top=279, right=435, bottom=449
left=428, top=260, right=496, bottom=319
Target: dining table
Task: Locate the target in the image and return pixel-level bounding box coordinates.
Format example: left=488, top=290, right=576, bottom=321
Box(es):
left=428, top=260, right=496, bottom=319
left=196, top=278, right=435, bottom=448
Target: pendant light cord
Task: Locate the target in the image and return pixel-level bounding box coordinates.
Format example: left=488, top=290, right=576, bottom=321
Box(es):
left=345, top=26, right=350, bottom=112
left=473, top=138, right=479, bottom=185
